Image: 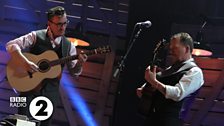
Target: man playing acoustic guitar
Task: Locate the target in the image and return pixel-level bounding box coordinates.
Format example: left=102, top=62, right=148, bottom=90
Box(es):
left=6, top=6, right=87, bottom=126
left=137, top=33, right=204, bottom=126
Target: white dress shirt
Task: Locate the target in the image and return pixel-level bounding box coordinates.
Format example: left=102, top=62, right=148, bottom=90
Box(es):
left=164, top=58, right=204, bottom=101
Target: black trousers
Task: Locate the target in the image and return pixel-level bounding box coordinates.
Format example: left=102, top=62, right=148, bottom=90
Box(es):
left=18, top=80, right=60, bottom=126
left=145, top=113, right=183, bottom=126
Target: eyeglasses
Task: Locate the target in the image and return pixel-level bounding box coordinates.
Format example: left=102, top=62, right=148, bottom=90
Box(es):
left=49, top=20, right=70, bottom=27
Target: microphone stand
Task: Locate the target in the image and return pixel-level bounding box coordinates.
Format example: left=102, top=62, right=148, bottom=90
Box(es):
left=111, top=24, right=145, bottom=126
left=113, top=24, right=143, bottom=78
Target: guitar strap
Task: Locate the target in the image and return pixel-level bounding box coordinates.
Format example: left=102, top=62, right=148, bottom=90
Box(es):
left=158, top=59, right=197, bottom=78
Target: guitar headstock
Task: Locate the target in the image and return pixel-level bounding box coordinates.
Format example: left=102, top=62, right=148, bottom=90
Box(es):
left=84, top=45, right=111, bottom=56
left=153, top=39, right=167, bottom=54
left=95, top=45, right=111, bottom=54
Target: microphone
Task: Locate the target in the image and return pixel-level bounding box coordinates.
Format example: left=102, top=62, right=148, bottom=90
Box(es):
left=136, top=20, right=152, bottom=28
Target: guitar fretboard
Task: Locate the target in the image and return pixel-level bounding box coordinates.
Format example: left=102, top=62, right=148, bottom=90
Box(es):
left=49, top=48, right=105, bottom=66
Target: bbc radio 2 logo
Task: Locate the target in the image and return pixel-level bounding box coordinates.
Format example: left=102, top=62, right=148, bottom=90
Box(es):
left=10, top=97, right=27, bottom=107
left=9, top=96, right=53, bottom=121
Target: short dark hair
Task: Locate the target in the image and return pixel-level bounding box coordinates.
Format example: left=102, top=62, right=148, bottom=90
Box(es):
left=171, top=32, right=194, bottom=53
left=47, top=6, right=66, bottom=20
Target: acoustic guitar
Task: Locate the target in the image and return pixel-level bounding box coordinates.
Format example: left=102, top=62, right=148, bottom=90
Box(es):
left=138, top=40, right=166, bottom=116
left=6, top=46, right=111, bottom=92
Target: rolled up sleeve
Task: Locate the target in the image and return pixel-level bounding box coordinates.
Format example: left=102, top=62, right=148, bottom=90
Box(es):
left=68, top=43, right=83, bottom=76
left=6, top=31, right=36, bottom=52
left=165, top=67, right=204, bottom=101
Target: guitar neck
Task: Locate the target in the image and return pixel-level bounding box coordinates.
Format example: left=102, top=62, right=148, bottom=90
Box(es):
left=49, top=49, right=98, bottom=66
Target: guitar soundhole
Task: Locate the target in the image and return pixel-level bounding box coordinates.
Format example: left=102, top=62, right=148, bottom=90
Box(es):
left=38, top=60, right=50, bottom=72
